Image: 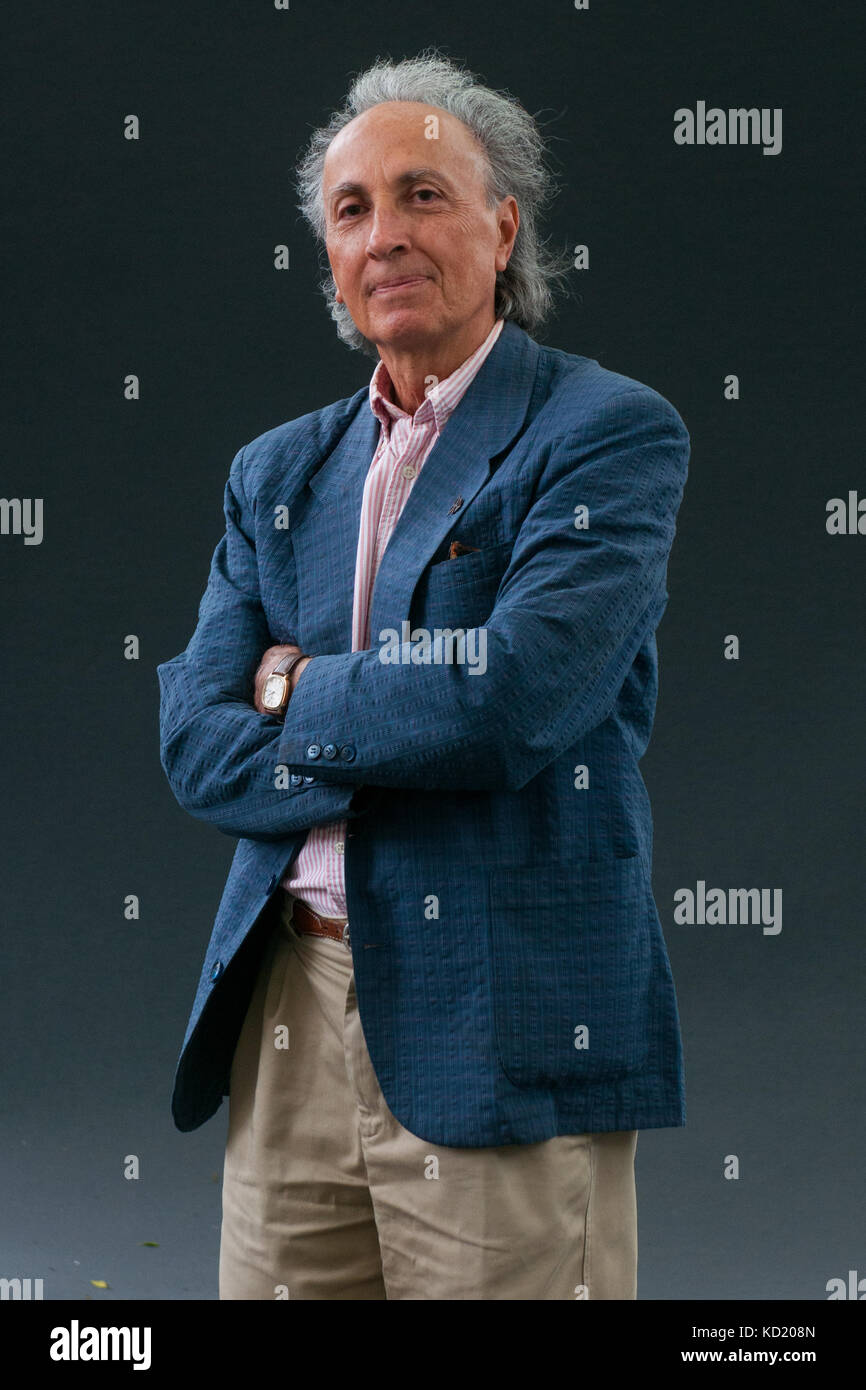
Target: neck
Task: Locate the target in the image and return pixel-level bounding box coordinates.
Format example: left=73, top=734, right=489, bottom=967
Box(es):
left=378, top=310, right=497, bottom=415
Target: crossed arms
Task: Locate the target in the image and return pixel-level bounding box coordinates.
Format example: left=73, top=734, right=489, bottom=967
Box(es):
left=157, top=387, right=689, bottom=841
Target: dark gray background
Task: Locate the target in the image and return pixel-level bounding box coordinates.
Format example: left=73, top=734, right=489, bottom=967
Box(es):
left=2, top=0, right=861, bottom=1299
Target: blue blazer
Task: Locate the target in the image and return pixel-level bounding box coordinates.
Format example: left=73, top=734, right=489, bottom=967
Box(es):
left=158, top=319, right=690, bottom=1144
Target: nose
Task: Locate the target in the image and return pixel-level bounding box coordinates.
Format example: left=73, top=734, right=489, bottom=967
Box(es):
left=365, top=200, right=412, bottom=259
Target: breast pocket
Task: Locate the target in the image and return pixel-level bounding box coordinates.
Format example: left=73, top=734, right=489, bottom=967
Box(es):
left=487, top=856, right=651, bottom=1088
left=414, top=539, right=513, bottom=629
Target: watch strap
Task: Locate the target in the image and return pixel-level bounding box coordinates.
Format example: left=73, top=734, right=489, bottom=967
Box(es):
left=271, top=653, right=306, bottom=683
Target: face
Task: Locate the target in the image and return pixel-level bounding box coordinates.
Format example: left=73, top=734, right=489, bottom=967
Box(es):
left=322, top=101, right=518, bottom=355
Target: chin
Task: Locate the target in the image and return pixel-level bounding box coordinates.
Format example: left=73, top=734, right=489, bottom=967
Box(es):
left=368, top=309, right=438, bottom=340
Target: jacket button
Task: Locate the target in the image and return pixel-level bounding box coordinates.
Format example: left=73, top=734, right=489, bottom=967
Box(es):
left=306, top=742, right=321, bottom=759
left=322, top=743, right=337, bottom=759
left=289, top=773, right=303, bottom=786
left=210, top=961, right=224, bottom=982
left=340, top=744, right=356, bottom=762
left=302, top=775, right=316, bottom=785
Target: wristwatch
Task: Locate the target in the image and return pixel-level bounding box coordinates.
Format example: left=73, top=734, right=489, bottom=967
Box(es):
left=262, top=652, right=307, bottom=717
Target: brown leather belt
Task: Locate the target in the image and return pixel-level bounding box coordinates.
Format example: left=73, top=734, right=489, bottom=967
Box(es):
left=288, top=895, right=351, bottom=948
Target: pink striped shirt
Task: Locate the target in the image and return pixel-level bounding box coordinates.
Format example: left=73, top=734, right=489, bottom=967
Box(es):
left=281, top=316, right=505, bottom=918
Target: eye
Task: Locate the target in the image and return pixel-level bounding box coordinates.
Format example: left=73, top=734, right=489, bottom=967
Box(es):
left=413, top=187, right=440, bottom=202
left=337, top=202, right=363, bottom=220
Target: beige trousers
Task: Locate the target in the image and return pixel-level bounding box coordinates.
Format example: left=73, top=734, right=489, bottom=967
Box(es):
left=219, top=892, right=638, bottom=1300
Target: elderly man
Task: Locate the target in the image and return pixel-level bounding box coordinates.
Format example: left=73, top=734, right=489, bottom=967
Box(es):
left=158, top=52, right=691, bottom=1301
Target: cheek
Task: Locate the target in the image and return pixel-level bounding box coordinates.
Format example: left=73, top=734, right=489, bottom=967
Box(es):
left=445, top=226, right=497, bottom=277
left=442, top=246, right=496, bottom=299
left=328, top=240, right=361, bottom=281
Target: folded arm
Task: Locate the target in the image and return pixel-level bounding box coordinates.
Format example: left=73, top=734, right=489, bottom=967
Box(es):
left=279, top=387, right=690, bottom=793
left=158, top=386, right=690, bottom=831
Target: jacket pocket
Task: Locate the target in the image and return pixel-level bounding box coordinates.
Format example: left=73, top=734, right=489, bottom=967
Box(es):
left=414, top=539, right=513, bottom=629
left=487, top=856, right=651, bottom=1088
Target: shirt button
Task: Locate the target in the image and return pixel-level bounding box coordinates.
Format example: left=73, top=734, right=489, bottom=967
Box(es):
left=402, top=464, right=417, bottom=479
left=334, top=841, right=345, bottom=855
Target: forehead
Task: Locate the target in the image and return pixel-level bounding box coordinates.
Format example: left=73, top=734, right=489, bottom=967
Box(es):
left=323, top=100, right=484, bottom=183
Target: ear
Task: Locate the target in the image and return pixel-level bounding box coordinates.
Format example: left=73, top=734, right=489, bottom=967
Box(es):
left=495, top=195, right=520, bottom=273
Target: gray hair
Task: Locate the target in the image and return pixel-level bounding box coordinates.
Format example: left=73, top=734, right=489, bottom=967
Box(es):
left=294, top=49, right=573, bottom=357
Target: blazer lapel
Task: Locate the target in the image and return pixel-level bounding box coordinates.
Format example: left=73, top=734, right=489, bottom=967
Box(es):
left=290, top=319, right=541, bottom=654
left=368, top=320, right=540, bottom=643
left=289, top=402, right=378, bottom=654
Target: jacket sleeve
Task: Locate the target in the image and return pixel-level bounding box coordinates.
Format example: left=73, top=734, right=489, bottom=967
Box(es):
left=278, top=386, right=690, bottom=793
left=157, top=445, right=374, bottom=841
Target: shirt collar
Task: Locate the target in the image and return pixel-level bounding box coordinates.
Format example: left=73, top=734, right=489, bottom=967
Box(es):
left=368, top=318, right=504, bottom=437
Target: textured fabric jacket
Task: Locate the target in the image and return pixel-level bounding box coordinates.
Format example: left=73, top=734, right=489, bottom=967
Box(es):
left=157, top=318, right=691, bottom=1144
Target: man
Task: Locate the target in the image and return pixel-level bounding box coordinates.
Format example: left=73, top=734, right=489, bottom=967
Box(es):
left=158, top=52, right=690, bottom=1301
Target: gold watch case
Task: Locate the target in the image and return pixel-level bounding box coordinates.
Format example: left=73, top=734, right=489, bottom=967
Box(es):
left=262, top=672, right=289, bottom=712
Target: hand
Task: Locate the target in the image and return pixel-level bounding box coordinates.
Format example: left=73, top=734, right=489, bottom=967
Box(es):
left=253, top=644, right=312, bottom=715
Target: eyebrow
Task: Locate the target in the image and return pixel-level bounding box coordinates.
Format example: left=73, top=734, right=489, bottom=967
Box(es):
left=326, top=167, right=455, bottom=209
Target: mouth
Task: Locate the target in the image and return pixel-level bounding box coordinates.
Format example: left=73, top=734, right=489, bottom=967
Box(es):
left=370, top=276, right=430, bottom=295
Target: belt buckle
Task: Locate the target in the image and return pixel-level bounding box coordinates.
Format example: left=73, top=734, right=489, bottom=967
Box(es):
left=341, top=921, right=351, bottom=950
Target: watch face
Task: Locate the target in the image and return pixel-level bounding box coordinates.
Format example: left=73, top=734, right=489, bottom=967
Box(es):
left=263, top=674, right=287, bottom=709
